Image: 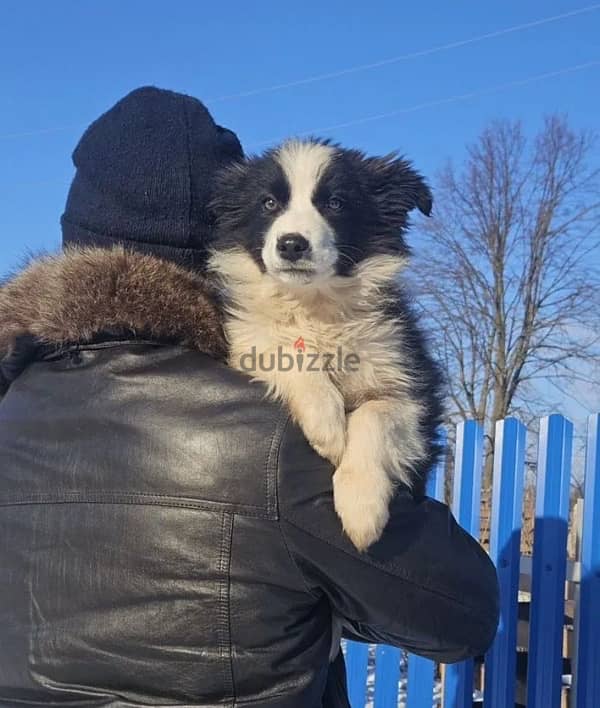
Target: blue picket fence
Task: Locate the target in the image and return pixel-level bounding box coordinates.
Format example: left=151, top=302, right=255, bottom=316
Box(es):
left=345, top=413, right=600, bottom=708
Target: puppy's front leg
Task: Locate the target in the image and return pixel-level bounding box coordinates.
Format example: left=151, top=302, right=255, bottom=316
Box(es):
left=271, top=369, right=347, bottom=467
left=333, top=399, right=425, bottom=551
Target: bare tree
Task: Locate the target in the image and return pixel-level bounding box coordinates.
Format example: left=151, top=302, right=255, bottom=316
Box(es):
left=414, top=116, right=600, bottom=487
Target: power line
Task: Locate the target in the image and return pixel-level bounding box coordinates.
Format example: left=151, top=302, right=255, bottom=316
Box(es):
left=1, top=4, right=599, bottom=141
left=247, top=60, right=600, bottom=149
left=5, top=58, right=598, bottom=189
left=206, top=4, right=600, bottom=103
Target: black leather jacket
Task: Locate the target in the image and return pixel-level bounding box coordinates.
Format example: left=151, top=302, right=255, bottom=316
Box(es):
left=0, top=250, right=499, bottom=708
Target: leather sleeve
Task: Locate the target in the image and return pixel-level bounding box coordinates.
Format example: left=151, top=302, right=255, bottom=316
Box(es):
left=276, top=416, right=499, bottom=663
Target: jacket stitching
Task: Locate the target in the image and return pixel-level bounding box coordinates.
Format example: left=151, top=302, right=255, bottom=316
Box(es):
left=0, top=491, right=265, bottom=507
left=218, top=512, right=235, bottom=706
left=264, top=407, right=289, bottom=519
left=226, top=514, right=236, bottom=708
left=0, top=695, right=297, bottom=706
left=0, top=494, right=270, bottom=518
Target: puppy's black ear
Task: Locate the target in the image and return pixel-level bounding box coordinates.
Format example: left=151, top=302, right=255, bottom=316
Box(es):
left=366, top=153, right=433, bottom=220
left=208, top=159, right=250, bottom=223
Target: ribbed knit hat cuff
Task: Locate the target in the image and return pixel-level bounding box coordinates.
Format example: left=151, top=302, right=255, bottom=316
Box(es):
left=61, top=216, right=209, bottom=270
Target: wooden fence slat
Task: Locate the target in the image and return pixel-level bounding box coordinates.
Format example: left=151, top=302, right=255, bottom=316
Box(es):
left=374, top=645, right=401, bottom=707
left=406, top=434, right=446, bottom=708
left=574, top=413, right=600, bottom=708
left=526, top=414, right=573, bottom=708
left=443, top=420, right=484, bottom=708
left=484, top=417, right=526, bottom=707
left=346, top=642, right=369, bottom=708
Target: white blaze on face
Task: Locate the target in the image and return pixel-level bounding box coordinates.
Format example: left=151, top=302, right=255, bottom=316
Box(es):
left=262, top=141, right=338, bottom=283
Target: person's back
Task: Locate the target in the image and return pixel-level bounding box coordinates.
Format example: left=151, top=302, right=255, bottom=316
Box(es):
left=0, top=297, right=344, bottom=706
left=0, top=87, right=499, bottom=708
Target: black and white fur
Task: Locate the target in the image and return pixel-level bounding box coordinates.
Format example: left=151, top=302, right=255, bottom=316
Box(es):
left=209, top=139, right=443, bottom=551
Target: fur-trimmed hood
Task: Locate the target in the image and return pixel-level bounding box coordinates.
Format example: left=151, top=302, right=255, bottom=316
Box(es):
left=0, top=246, right=226, bottom=360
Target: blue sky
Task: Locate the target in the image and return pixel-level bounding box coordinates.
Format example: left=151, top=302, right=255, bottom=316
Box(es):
left=1, top=0, right=599, bottom=422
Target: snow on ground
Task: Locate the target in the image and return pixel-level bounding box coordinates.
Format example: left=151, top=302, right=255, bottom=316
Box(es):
left=344, top=643, right=442, bottom=707
left=343, top=642, right=489, bottom=707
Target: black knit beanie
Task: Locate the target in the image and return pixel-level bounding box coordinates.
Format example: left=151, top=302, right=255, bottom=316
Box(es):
left=61, top=86, right=243, bottom=269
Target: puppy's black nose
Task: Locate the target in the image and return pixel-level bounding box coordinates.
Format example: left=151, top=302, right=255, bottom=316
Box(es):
left=277, top=234, right=311, bottom=262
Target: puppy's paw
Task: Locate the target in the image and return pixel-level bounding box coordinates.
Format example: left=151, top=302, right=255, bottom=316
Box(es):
left=333, top=464, right=391, bottom=551
left=294, top=389, right=346, bottom=466
left=311, top=429, right=346, bottom=468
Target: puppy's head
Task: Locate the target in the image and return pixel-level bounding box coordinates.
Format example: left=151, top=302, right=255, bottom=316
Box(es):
left=210, top=139, right=431, bottom=286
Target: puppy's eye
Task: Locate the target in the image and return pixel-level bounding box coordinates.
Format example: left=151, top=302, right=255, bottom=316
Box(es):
left=263, top=197, right=279, bottom=212
left=327, top=196, right=343, bottom=211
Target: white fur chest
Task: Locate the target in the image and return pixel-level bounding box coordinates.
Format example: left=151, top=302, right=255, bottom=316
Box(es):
left=210, top=250, right=411, bottom=404
left=225, top=285, right=406, bottom=407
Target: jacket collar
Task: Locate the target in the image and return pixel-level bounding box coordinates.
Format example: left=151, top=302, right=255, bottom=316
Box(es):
left=0, top=246, right=227, bottom=366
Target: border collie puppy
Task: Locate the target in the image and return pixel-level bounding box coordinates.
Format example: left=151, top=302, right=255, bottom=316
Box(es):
left=209, top=139, right=443, bottom=551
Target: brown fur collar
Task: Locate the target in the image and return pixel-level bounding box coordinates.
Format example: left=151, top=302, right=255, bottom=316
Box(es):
left=0, top=246, right=226, bottom=359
